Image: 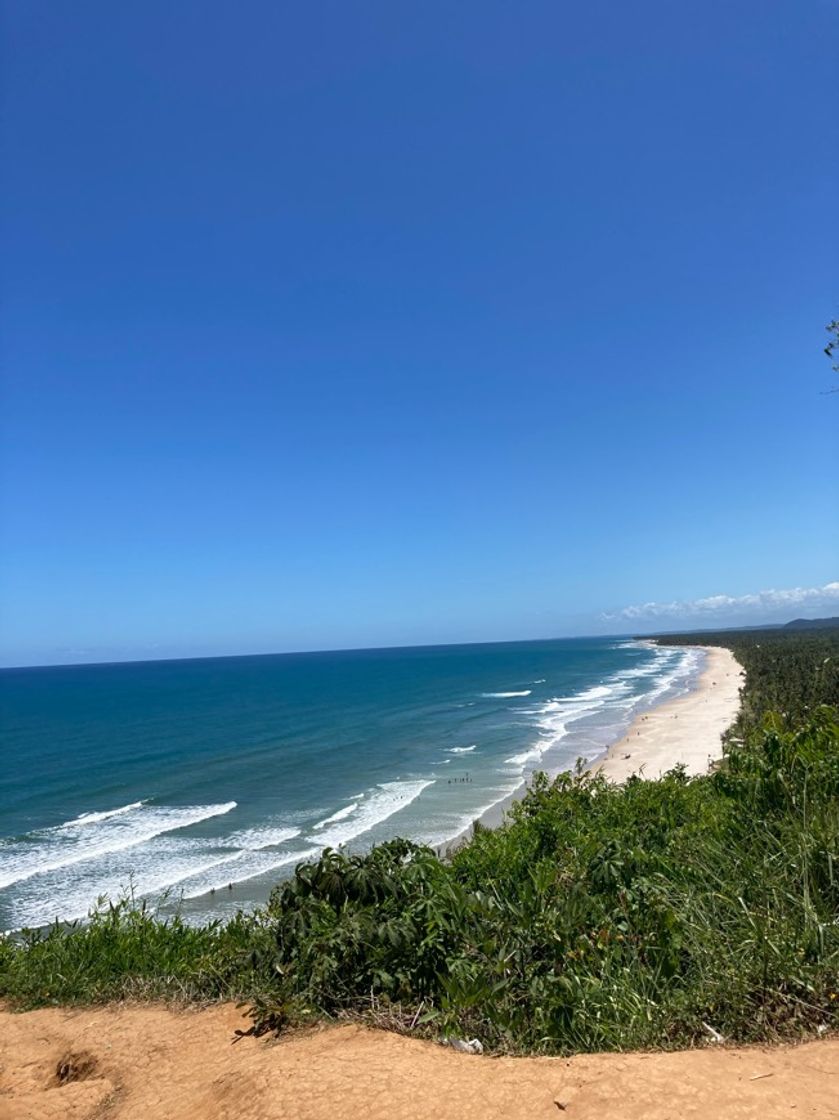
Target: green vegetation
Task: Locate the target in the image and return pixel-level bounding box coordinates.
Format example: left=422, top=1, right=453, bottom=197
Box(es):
left=2, top=629, right=838, bottom=1054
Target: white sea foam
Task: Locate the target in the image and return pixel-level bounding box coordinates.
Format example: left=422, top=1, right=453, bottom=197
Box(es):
left=549, top=684, right=615, bottom=703
left=6, top=837, right=241, bottom=929
left=503, top=645, right=702, bottom=774
left=638, top=647, right=702, bottom=705
left=504, top=746, right=546, bottom=767
left=72, top=801, right=146, bottom=825
left=4, top=820, right=305, bottom=928
left=313, top=803, right=358, bottom=829
left=0, top=801, right=237, bottom=891
left=308, top=780, right=433, bottom=849
left=448, top=745, right=477, bottom=754
left=224, top=825, right=300, bottom=849
left=176, top=847, right=321, bottom=900
left=482, top=690, right=532, bottom=698
left=612, top=650, right=676, bottom=683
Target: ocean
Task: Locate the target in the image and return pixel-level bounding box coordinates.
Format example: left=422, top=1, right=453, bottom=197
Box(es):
left=0, top=637, right=703, bottom=931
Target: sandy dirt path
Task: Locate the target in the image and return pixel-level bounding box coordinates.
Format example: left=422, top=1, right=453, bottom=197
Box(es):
left=1, top=1003, right=837, bottom=1120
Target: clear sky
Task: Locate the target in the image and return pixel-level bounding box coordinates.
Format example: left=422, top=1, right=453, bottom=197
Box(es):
left=1, top=1, right=837, bottom=667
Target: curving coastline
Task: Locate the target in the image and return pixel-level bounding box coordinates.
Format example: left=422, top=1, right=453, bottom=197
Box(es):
left=440, top=645, right=743, bottom=855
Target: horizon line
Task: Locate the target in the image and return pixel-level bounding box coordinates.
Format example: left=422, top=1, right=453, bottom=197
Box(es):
left=1, top=616, right=828, bottom=672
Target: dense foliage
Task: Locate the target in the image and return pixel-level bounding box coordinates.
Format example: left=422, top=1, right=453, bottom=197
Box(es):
left=2, top=630, right=838, bottom=1054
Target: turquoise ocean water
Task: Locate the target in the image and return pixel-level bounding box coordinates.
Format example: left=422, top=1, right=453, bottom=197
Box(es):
left=0, top=638, right=702, bottom=930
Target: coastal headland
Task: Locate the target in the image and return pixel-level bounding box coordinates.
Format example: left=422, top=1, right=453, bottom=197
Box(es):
left=2, top=628, right=837, bottom=1118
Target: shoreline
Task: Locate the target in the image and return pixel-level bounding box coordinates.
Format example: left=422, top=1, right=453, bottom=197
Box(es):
left=592, top=645, right=744, bottom=782
left=3, top=645, right=744, bottom=927
left=439, top=644, right=744, bottom=856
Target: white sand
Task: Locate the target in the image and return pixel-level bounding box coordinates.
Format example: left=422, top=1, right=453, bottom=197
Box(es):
left=592, top=645, right=744, bottom=783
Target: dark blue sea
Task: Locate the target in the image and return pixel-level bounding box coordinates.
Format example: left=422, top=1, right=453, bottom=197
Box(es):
left=0, top=638, right=702, bottom=929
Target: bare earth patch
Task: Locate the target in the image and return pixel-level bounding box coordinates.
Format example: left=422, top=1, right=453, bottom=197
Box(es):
left=0, top=1003, right=836, bottom=1120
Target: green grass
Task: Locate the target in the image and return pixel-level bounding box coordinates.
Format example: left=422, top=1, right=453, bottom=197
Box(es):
left=2, top=631, right=838, bottom=1054
left=0, top=894, right=278, bottom=1007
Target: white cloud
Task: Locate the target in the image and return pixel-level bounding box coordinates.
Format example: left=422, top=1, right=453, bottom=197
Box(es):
left=603, top=581, right=839, bottom=622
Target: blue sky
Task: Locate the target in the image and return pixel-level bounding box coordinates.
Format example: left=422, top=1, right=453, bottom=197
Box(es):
left=1, top=1, right=837, bottom=666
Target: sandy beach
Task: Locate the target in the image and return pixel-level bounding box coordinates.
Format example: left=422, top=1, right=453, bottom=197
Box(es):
left=592, top=645, right=744, bottom=782
left=2, top=1002, right=836, bottom=1120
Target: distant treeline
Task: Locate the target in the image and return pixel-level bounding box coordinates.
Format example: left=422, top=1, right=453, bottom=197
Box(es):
left=3, top=629, right=838, bottom=1055
left=651, top=626, right=839, bottom=736
left=783, top=617, right=839, bottom=630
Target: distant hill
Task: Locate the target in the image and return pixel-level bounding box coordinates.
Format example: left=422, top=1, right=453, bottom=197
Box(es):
left=783, top=617, right=839, bottom=630
left=640, top=616, right=839, bottom=639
